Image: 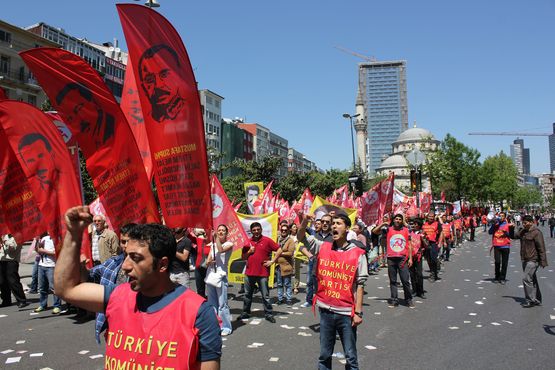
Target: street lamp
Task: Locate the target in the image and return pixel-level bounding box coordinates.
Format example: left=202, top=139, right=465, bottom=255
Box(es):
left=342, top=113, right=360, bottom=171
left=136, top=0, right=161, bottom=8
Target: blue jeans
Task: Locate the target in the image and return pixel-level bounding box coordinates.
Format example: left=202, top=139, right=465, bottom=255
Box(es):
left=306, top=258, right=317, bottom=304
left=206, top=276, right=233, bottom=333
left=275, top=268, right=292, bottom=303
left=30, top=259, right=39, bottom=292
left=242, top=276, right=272, bottom=316
left=319, top=308, right=358, bottom=370
left=38, top=266, right=61, bottom=308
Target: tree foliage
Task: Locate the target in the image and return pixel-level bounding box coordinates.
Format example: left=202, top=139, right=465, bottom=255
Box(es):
left=481, top=151, right=518, bottom=207
left=511, top=185, right=543, bottom=209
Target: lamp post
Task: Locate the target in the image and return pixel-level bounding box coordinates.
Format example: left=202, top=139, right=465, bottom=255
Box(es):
left=342, top=113, right=360, bottom=171
left=137, top=0, right=161, bottom=8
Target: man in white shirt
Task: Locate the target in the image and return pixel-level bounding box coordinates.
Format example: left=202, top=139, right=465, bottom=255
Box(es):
left=35, top=233, right=62, bottom=314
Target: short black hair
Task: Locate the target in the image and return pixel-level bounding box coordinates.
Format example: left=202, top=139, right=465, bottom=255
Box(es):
left=120, top=223, right=137, bottom=236
left=18, top=133, right=52, bottom=154
left=217, top=224, right=228, bottom=232
left=250, top=222, right=262, bottom=230
left=138, top=44, right=181, bottom=82
left=128, top=224, right=176, bottom=269
left=333, top=214, right=351, bottom=228
left=246, top=185, right=259, bottom=193
left=56, top=82, right=92, bottom=105
left=523, top=215, right=534, bottom=222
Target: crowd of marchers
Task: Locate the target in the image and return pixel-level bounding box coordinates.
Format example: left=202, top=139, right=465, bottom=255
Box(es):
left=0, top=208, right=551, bottom=370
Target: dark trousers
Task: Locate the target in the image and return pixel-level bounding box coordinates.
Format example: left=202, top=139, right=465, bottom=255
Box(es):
left=0, top=261, right=26, bottom=305
left=194, top=266, right=207, bottom=298
left=306, top=258, right=317, bottom=305
left=387, top=257, right=412, bottom=301
left=318, top=308, right=358, bottom=370
left=409, top=257, right=424, bottom=296
left=441, top=241, right=452, bottom=261
left=242, top=275, right=273, bottom=316
left=494, top=247, right=510, bottom=281
left=469, top=227, right=475, bottom=241
left=428, top=243, right=440, bottom=279
left=550, top=226, right=554, bottom=238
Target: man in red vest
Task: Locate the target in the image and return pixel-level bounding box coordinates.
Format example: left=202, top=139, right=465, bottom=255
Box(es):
left=422, top=212, right=443, bottom=282
left=439, top=214, right=454, bottom=262
left=488, top=211, right=512, bottom=285
left=298, top=212, right=368, bottom=370
left=55, top=206, right=222, bottom=370
left=408, top=218, right=427, bottom=299
left=372, top=214, right=414, bottom=308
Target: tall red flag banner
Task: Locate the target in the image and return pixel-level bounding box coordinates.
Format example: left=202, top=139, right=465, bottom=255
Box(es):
left=360, top=172, right=395, bottom=226
left=21, top=48, right=160, bottom=231
left=0, top=101, right=82, bottom=247
left=211, top=175, right=249, bottom=251
left=120, top=58, right=153, bottom=180
left=118, top=4, right=212, bottom=229
left=0, top=134, right=44, bottom=243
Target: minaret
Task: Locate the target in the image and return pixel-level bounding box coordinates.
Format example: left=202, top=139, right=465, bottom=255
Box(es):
left=354, top=87, right=367, bottom=173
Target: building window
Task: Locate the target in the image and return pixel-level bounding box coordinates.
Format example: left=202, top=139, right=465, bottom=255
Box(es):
left=0, top=55, right=10, bottom=74
left=27, top=94, right=37, bottom=106
left=0, top=30, right=11, bottom=43
left=206, top=96, right=213, bottom=105
left=215, top=100, right=220, bottom=108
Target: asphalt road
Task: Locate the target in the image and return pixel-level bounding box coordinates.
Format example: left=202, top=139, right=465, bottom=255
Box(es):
left=1, top=227, right=554, bottom=369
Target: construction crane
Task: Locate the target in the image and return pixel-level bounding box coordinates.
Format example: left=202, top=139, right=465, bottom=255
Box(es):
left=334, top=45, right=377, bottom=62
left=468, top=132, right=550, bottom=136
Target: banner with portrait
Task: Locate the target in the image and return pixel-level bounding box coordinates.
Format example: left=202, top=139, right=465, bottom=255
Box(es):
left=118, top=4, right=212, bottom=229
left=21, top=48, right=160, bottom=232
left=360, top=172, right=394, bottom=226
left=0, top=134, right=43, bottom=243
left=243, top=181, right=263, bottom=214
left=227, top=212, right=278, bottom=287
left=0, top=101, right=82, bottom=249
left=309, top=196, right=357, bottom=226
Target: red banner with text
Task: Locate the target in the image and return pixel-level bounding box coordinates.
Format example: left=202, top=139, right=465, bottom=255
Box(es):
left=118, top=4, right=212, bottom=229
left=20, top=48, right=160, bottom=232
left=0, top=101, right=82, bottom=247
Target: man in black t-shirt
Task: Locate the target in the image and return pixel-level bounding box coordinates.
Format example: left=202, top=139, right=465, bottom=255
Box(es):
left=171, top=227, right=193, bottom=287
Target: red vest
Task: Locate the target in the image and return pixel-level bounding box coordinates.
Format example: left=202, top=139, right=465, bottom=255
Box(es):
left=315, top=242, right=365, bottom=314
left=422, top=221, right=439, bottom=243
left=492, top=222, right=511, bottom=247
left=441, top=223, right=452, bottom=239
left=453, top=219, right=462, bottom=230
left=386, top=227, right=409, bottom=258
left=409, top=231, right=423, bottom=259
left=105, top=284, right=205, bottom=370
left=481, top=215, right=487, bottom=225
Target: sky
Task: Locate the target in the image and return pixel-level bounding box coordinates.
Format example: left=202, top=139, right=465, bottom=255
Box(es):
left=4, top=0, right=555, bottom=174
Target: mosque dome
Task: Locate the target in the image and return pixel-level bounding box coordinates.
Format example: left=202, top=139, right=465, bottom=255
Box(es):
left=379, top=154, right=408, bottom=169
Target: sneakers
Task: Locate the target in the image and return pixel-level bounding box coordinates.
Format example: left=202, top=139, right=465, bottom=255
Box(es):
left=238, top=312, right=250, bottom=320
left=52, top=307, right=61, bottom=314
left=34, top=306, right=46, bottom=313
left=499, top=280, right=507, bottom=285
left=407, top=300, right=415, bottom=309
left=265, top=315, right=276, bottom=323
left=221, top=329, right=232, bottom=336
left=276, top=300, right=284, bottom=305
left=387, top=299, right=399, bottom=308
left=17, top=302, right=29, bottom=309
left=300, top=302, right=311, bottom=308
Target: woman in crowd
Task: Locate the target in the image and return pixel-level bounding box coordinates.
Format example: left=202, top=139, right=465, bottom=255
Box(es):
left=206, top=224, right=234, bottom=336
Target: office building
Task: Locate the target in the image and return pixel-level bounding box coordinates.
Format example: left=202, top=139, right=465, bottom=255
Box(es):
left=221, top=118, right=253, bottom=177
left=0, top=19, right=58, bottom=107
left=510, top=138, right=530, bottom=175
left=358, top=60, right=408, bottom=174
left=199, top=89, right=224, bottom=152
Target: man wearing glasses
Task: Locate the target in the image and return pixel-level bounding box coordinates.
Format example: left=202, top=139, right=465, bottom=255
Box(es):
left=91, top=215, right=120, bottom=265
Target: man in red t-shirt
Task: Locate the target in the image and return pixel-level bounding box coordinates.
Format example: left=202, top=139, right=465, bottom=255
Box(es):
left=239, top=222, right=283, bottom=323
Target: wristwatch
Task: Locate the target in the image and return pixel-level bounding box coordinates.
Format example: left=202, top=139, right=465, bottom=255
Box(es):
left=354, top=311, right=363, bottom=318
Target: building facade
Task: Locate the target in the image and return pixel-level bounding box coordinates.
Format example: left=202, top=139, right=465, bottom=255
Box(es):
left=199, top=89, right=224, bottom=152
left=221, top=119, right=253, bottom=177
left=0, top=20, right=58, bottom=107
left=510, top=138, right=530, bottom=175
left=269, top=131, right=289, bottom=178
left=359, top=60, right=408, bottom=174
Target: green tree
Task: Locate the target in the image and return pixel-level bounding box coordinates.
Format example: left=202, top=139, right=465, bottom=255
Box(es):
left=424, top=134, right=482, bottom=202
left=481, top=151, right=518, bottom=208
left=511, top=185, right=543, bottom=209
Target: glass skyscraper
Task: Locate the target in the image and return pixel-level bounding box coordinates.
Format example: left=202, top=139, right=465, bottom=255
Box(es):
left=359, top=61, right=408, bottom=174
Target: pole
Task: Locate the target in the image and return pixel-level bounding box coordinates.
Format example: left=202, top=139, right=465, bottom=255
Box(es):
left=349, top=116, right=356, bottom=171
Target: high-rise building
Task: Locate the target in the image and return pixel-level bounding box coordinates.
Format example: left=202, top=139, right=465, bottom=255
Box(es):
left=269, top=131, right=289, bottom=178
left=510, top=138, right=530, bottom=175
left=0, top=19, right=58, bottom=107
left=550, top=123, right=555, bottom=174
left=199, top=89, right=224, bottom=152
left=358, top=60, right=408, bottom=174
left=221, top=119, right=253, bottom=178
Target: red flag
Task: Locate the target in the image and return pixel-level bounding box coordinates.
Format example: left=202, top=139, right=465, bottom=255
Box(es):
left=233, top=202, right=242, bottom=213
left=0, top=134, right=44, bottom=243
left=44, top=112, right=82, bottom=188
left=211, top=175, right=250, bottom=251
left=360, top=172, right=394, bottom=226
left=419, top=192, right=432, bottom=215
left=299, top=188, right=314, bottom=214
left=20, top=48, right=160, bottom=231
left=120, top=58, right=153, bottom=180
left=0, top=101, right=82, bottom=248
left=253, top=181, right=273, bottom=214
left=440, top=191, right=446, bottom=203
left=118, top=4, right=212, bottom=229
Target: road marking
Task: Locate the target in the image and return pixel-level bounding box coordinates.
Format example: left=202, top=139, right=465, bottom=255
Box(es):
left=502, top=320, right=513, bottom=324
left=269, top=357, right=279, bottom=362
left=549, top=315, right=555, bottom=320
left=30, top=353, right=43, bottom=357
left=448, top=326, right=459, bottom=330
left=1, top=349, right=14, bottom=354
left=446, top=306, right=454, bottom=310
left=0, top=315, right=7, bottom=318
left=474, top=301, right=484, bottom=305
left=15, top=340, right=25, bottom=345
left=476, top=324, right=483, bottom=328
left=250, top=319, right=262, bottom=325
left=365, top=345, right=377, bottom=350
left=78, top=350, right=89, bottom=355
left=280, top=325, right=295, bottom=329
left=491, top=322, right=501, bottom=326
left=469, top=313, right=477, bottom=316
left=89, top=354, right=103, bottom=359
left=5, top=357, right=21, bottom=364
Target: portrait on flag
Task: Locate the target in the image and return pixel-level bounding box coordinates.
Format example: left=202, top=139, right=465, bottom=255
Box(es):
left=244, top=181, right=263, bottom=214
left=16, top=132, right=59, bottom=191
